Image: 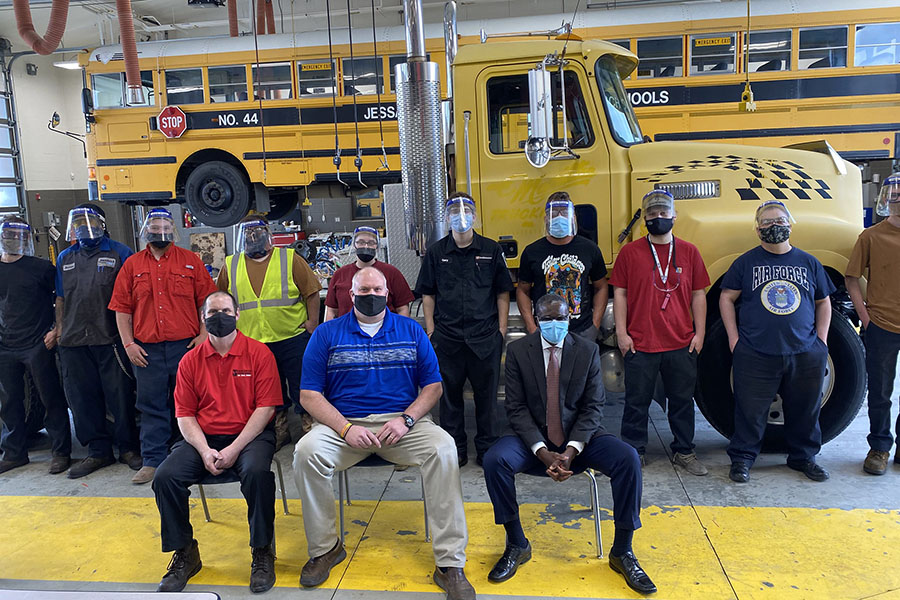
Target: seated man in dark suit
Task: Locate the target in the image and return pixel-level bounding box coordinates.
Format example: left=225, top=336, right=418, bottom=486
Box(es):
left=483, top=293, right=656, bottom=595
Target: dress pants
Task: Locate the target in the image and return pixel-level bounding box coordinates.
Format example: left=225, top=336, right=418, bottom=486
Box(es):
left=727, top=339, right=828, bottom=466
left=864, top=323, right=900, bottom=452
left=153, top=428, right=276, bottom=552
left=293, top=413, right=468, bottom=567
left=434, top=333, right=502, bottom=459
left=621, top=346, right=698, bottom=455
left=58, top=344, right=138, bottom=459
left=0, top=340, right=72, bottom=461
left=265, top=331, right=310, bottom=414
left=133, top=339, right=190, bottom=468
left=483, top=434, right=642, bottom=531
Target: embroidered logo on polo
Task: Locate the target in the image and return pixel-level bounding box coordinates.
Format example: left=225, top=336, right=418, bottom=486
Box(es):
left=97, top=257, right=116, bottom=269
left=62, top=263, right=76, bottom=271
left=232, top=369, right=252, bottom=377
left=761, top=281, right=801, bottom=315
left=635, top=154, right=831, bottom=202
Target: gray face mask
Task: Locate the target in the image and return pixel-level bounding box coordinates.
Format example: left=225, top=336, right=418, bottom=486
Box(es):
left=759, top=224, right=791, bottom=244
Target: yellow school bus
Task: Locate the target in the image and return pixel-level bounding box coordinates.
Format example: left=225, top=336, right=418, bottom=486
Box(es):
left=81, top=32, right=443, bottom=226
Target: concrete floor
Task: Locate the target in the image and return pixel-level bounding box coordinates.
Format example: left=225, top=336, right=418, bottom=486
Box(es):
left=1, top=377, right=899, bottom=599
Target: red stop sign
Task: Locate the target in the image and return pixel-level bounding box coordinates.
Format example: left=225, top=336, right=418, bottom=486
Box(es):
left=157, top=106, right=188, bottom=138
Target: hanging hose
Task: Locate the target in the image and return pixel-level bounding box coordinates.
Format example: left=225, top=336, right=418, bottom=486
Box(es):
left=13, top=0, right=69, bottom=55
left=256, top=0, right=266, bottom=34
left=325, top=0, right=347, bottom=188
left=228, top=0, right=238, bottom=37
left=252, top=0, right=268, bottom=179
left=264, top=0, right=276, bottom=35
left=346, top=0, right=364, bottom=187
left=116, top=0, right=144, bottom=105
left=370, top=0, right=389, bottom=170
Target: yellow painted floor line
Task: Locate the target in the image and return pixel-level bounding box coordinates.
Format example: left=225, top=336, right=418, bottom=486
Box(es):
left=1, top=496, right=899, bottom=599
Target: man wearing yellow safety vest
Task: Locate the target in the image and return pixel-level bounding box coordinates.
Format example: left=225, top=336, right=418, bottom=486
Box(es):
left=216, top=216, right=321, bottom=448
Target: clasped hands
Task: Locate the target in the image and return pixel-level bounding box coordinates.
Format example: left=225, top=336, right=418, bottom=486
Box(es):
left=537, top=447, right=577, bottom=482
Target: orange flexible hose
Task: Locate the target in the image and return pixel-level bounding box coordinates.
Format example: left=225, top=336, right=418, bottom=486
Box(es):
left=116, top=0, right=142, bottom=103
left=264, top=0, right=275, bottom=34
left=13, top=0, right=69, bottom=55
left=228, top=0, right=238, bottom=37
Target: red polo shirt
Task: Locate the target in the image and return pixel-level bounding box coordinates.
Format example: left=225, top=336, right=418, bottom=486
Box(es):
left=174, top=332, right=283, bottom=435
left=108, top=245, right=217, bottom=344
left=324, top=260, right=415, bottom=316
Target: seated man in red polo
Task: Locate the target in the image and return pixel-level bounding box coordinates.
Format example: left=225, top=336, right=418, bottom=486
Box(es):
left=152, top=291, right=283, bottom=594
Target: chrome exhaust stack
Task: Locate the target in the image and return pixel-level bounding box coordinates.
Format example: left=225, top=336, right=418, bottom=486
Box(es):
left=396, top=0, right=447, bottom=254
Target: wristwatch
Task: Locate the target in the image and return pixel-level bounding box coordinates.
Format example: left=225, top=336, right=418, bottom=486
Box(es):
left=400, top=413, right=415, bottom=429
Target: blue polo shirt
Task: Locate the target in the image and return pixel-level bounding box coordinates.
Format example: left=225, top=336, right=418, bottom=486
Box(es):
left=301, top=308, right=442, bottom=418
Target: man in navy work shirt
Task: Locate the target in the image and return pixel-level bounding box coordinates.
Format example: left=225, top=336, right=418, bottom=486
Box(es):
left=720, top=201, right=835, bottom=483
left=293, top=266, right=476, bottom=600
left=55, top=204, right=141, bottom=479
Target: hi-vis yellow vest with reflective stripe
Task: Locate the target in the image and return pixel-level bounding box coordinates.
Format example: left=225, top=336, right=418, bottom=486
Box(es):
left=226, top=247, right=307, bottom=343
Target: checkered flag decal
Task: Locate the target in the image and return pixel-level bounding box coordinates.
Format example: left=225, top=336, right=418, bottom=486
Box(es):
left=636, top=155, right=832, bottom=201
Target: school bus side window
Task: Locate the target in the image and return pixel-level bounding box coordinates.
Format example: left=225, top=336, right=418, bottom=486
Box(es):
left=690, top=33, right=736, bottom=75
left=799, top=26, right=848, bottom=69
left=748, top=30, right=792, bottom=72
left=91, top=71, right=155, bottom=108
left=637, top=37, right=683, bottom=78
left=486, top=70, right=594, bottom=155
left=298, top=60, right=338, bottom=97
left=165, top=68, right=204, bottom=105
left=252, top=62, right=293, bottom=100
left=343, top=56, right=383, bottom=96
left=855, top=22, right=900, bottom=66
left=209, top=65, right=248, bottom=102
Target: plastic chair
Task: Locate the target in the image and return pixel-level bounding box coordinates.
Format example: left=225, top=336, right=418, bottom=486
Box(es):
left=337, top=455, right=429, bottom=545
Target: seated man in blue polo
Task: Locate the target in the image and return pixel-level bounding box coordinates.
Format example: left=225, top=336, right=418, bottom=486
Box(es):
left=293, top=266, right=476, bottom=600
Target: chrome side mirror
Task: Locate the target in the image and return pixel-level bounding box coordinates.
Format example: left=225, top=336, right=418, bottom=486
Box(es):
left=526, top=66, right=552, bottom=169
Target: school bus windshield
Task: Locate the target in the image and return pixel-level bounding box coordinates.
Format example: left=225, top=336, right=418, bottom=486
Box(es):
left=594, top=55, right=643, bottom=146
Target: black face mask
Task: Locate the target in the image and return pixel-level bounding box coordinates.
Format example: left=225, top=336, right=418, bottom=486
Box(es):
left=759, top=224, right=791, bottom=244
left=646, top=217, right=674, bottom=236
left=353, top=293, right=387, bottom=317
left=205, top=311, right=237, bottom=337
left=246, top=250, right=268, bottom=260
left=356, top=249, right=376, bottom=263
left=150, top=240, right=171, bottom=249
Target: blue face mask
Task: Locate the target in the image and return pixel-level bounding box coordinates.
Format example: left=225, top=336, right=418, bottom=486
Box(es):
left=79, top=237, right=102, bottom=249
left=450, top=213, right=473, bottom=234
left=539, top=320, right=569, bottom=345
left=548, top=216, right=572, bottom=238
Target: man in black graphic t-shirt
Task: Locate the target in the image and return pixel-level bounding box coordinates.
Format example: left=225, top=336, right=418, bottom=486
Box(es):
left=517, top=192, right=608, bottom=339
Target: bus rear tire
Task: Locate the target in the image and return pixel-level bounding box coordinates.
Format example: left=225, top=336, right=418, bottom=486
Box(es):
left=185, top=161, right=251, bottom=227
left=695, top=310, right=866, bottom=451
left=266, top=192, right=298, bottom=221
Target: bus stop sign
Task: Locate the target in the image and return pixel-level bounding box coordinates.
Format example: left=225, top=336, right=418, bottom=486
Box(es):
left=157, top=106, right=188, bottom=138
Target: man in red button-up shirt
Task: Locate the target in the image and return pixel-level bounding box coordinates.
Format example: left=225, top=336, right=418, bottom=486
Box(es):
left=109, top=209, right=216, bottom=484
left=153, top=290, right=282, bottom=593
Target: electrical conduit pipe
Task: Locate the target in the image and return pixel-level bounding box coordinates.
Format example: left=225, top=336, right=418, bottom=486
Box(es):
left=13, top=0, right=69, bottom=55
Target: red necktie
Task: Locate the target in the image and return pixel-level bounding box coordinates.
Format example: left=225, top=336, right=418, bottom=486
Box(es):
left=546, top=346, right=564, bottom=447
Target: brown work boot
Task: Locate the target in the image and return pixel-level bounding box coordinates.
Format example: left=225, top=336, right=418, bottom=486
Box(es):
left=0, top=457, right=29, bottom=475
left=433, top=566, right=476, bottom=600
left=249, top=545, right=276, bottom=593
left=299, top=539, right=346, bottom=587
left=158, top=539, right=202, bottom=592
left=673, top=452, right=709, bottom=476
left=132, top=465, right=156, bottom=485
left=48, top=456, right=69, bottom=474
left=119, top=451, right=143, bottom=471
left=274, top=411, right=290, bottom=451
left=864, top=449, right=890, bottom=475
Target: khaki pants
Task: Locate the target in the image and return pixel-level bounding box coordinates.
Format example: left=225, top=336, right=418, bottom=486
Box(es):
left=292, top=413, right=468, bottom=567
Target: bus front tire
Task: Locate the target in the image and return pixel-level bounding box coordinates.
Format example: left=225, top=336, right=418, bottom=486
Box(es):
left=695, top=310, right=866, bottom=452
left=184, top=161, right=251, bottom=227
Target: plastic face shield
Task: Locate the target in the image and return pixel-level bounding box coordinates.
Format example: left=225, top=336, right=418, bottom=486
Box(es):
left=0, top=221, right=34, bottom=256
left=65, top=207, right=106, bottom=242
left=875, top=174, right=900, bottom=217
left=545, top=199, right=577, bottom=238
left=445, top=196, right=479, bottom=234
left=352, top=226, right=380, bottom=254
left=755, top=200, right=795, bottom=228
left=236, top=219, right=273, bottom=256
left=139, top=209, right=179, bottom=244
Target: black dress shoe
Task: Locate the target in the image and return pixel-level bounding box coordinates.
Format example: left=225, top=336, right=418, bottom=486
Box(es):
left=68, top=455, right=115, bottom=479
left=609, top=551, right=657, bottom=595
left=158, top=539, right=202, bottom=592
left=729, top=462, right=750, bottom=483
left=488, top=542, right=532, bottom=582
left=249, top=545, right=276, bottom=593
left=787, top=460, right=829, bottom=482
left=458, top=453, right=468, bottom=468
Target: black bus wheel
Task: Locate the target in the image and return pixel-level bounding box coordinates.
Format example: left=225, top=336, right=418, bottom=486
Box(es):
left=184, top=161, right=251, bottom=227
left=266, top=192, right=298, bottom=222
left=696, top=310, right=866, bottom=451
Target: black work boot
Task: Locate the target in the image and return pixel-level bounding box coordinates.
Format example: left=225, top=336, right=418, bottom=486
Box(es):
left=158, top=539, right=202, bottom=592
left=250, top=545, right=276, bottom=593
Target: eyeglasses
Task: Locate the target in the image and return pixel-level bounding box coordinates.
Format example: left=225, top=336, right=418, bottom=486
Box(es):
left=355, top=241, right=378, bottom=249
left=537, top=316, right=568, bottom=322
left=758, top=217, right=790, bottom=227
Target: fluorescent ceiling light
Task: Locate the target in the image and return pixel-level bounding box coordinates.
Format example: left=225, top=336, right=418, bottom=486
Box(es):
left=53, top=61, right=81, bottom=70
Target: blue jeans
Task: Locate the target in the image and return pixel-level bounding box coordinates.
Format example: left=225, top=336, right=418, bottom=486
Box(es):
left=727, top=339, right=828, bottom=466
left=483, top=434, right=642, bottom=530
left=864, top=323, right=900, bottom=452
left=133, top=339, right=190, bottom=468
